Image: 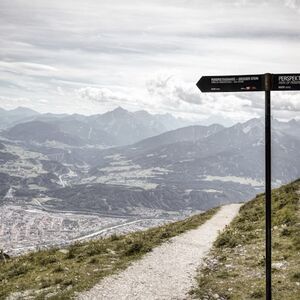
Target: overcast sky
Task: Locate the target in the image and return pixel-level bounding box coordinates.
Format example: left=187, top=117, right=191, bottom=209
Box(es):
left=0, top=0, right=299, bottom=125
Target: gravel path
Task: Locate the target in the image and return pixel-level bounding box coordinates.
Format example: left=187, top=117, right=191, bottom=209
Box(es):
left=78, top=203, right=242, bottom=300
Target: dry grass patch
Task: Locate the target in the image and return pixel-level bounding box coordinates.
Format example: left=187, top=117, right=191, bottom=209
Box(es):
left=0, top=207, right=218, bottom=299
left=191, top=179, right=300, bottom=300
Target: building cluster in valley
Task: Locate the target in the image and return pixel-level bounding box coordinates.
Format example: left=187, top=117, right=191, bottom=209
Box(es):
left=0, top=204, right=196, bottom=256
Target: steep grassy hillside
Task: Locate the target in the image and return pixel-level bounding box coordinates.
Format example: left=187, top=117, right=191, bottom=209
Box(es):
left=0, top=207, right=218, bottom=299
left=191, top=179, right=300, bottom=299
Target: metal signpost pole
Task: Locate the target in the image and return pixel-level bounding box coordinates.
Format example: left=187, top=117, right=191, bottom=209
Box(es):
left=196, top=72, right=300, bottom=300
left=264, top=73, right=272, bottom=300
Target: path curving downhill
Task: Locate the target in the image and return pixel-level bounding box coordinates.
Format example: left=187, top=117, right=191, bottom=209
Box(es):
left=78, top=203, right=242, bottom=300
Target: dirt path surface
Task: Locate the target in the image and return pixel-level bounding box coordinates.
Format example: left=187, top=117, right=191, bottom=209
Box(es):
left=78, top=203, right=242, bottom=300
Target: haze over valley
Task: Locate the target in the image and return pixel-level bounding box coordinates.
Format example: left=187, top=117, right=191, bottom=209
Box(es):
left=1, top=106, right=299, bottom=255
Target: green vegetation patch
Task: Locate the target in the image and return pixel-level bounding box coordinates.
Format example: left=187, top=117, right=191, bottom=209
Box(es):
left=191, top=179, right=300, bottom=300
left=0, top=207, right=218, bottom=299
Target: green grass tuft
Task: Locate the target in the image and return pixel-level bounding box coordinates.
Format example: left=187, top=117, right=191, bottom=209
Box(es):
left=192, top=179, right=300, bottom=300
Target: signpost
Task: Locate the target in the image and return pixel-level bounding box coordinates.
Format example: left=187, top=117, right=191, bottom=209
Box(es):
left=196, top=73, right=300, bottom=300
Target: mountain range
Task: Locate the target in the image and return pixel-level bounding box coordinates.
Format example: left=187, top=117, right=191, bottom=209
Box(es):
left=0, top=106, right=299, bottom=214
left=0, top=106, right=191, bottom=147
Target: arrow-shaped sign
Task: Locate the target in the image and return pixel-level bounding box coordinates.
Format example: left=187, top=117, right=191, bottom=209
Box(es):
left=196, top=73, right=300, bottom=93
left=197, top=74, right=264, bottom=93
left=272, top=73, right=300, bottom=91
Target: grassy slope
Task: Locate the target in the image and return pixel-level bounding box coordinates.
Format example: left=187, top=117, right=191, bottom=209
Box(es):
left=0, top=207, right=218, bottom=299
left=191, top=179, right=300, bottom=300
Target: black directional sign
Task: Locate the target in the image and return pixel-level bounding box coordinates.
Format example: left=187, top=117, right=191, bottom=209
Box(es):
left=197, top=73, right=300, bottom=93
left=197, top=74, right=264, bottom=93
left=272, top=73, right=300, bottom=91
left=196, top=72, right=300, bottom=300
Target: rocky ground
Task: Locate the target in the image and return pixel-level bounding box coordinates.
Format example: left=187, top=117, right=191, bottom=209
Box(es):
left=77, top=204, right=242, bottom=300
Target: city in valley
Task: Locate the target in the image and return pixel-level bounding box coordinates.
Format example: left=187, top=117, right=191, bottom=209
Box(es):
left=0, top=107, right=299, bottom=256
left=0, top=203, right=196, bottom=256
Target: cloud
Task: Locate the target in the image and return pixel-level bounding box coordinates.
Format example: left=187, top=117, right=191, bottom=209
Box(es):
left=144, top=72, right=262, bottom=124
left=0, top=0, right=299, bottom=124
left=285, top=0, right=300, bottom=11
left=77, top=87, right=129, bottom=104
left=144, top=70, right=300, bottom=123
left=234, top=0, right=300, bottom=12
left=146, top=72, right=201, bottom=105
left=272, top=92, right=300, bottom=111
left=146, top=72, right=254, bottom=109
left=0, top=61, right=58, bottom=77
left=38, top=99, right=49, bottom=103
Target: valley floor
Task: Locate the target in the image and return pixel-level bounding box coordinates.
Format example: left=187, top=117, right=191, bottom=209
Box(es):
left=0, top=204, right=197, bottom=256
left=77, top=204, right=241, bottom=300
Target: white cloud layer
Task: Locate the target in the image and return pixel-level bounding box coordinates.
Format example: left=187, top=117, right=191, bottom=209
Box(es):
left=0, top=0, right=299, bottom=124
left=77, top=87, right=127, bottom=104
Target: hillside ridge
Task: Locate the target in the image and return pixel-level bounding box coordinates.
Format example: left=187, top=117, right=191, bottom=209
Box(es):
left=1, top=180, right=299, bottom=299
left=191, top=179, right=300, bottom=300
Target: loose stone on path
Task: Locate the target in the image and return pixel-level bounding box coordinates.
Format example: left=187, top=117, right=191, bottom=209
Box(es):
left=78, top=203, right=242, bottom=300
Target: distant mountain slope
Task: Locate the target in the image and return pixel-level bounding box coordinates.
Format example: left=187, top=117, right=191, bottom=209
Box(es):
left=1, top=111, right=299, bottom=216
left=1, top=106, right=191, bottom=147
left=93, top=117, right=300, bottom=183
left=3, top=120, right=84, bottom=146
left=0, top=107, right=39, bottom=129
left=273, top=118, right=300, bottom=139
left=86, top=107, right=191, bottom=146
left=84, top=117, right=300, bottom=213
left=86, top=107, right=161, bottom=146
left=44, top=181, right=241, bottom=213
left=133, top=124, right=224, bottom=151
left=47, top=117, right=117, bottom=146
left=0, top=140, right=67, bottom=200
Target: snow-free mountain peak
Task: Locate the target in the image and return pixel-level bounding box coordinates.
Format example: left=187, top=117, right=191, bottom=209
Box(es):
left=10, top=106, right=39, bottom=115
